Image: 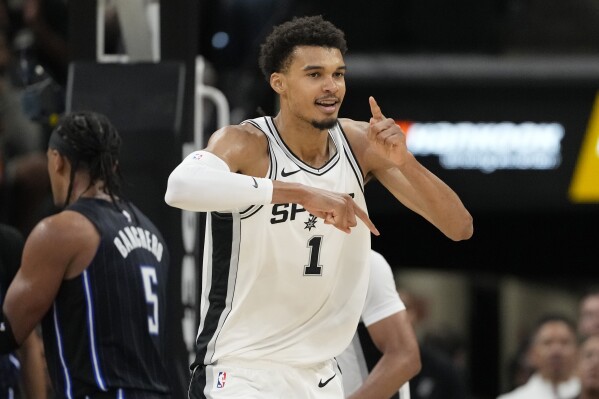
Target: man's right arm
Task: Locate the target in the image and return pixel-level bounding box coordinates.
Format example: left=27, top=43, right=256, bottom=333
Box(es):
left=164, top=126, right=378, bottom=235
left=2, top=214, right=80, bottom=349
left=164, top=149, right=274, bottom=212
left=165, top=125, right=274, bottom=212
left=164, top=150, right=378, bottom=234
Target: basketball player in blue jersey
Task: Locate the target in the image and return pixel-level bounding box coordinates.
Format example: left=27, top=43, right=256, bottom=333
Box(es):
left=337, top=250, right=421, bottom=399
left=165, top=15, right=473, bottom=399
left=0, top=111, right=172, bottom=398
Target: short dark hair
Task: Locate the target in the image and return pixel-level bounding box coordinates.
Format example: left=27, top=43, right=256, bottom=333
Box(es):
left=258, top=15, right=347, bottom=81
left=530, top=313, right=577, bottom=343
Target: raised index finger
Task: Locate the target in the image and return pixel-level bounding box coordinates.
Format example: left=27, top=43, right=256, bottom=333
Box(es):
left=354, top=203, right=380, bottom=236
left=369, top=96, right=385, bottom=121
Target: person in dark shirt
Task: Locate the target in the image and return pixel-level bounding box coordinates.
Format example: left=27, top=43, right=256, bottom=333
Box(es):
left=400, top=289, right=470, bottom=399
left=0, top=111, right=172, bottom=398
left=0, top=223, right=47, bottom=398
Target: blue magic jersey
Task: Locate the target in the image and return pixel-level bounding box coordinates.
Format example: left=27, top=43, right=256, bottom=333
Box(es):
left=192, top=117, right=371, bottom=369
left=42, top=198, right=171, bottom=399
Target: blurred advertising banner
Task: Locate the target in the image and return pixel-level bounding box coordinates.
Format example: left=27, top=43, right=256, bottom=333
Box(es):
left=344, top=55, right=599, bottom=212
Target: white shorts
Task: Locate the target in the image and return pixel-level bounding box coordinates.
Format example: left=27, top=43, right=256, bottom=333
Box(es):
left=188, top=358, right=343, bottom=399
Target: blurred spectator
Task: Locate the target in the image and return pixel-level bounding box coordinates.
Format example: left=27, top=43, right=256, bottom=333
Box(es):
left=422, top=326, right=469, bottom=373
left=0, top=26, right=44, bottom=156
left=400, top=289, right=470, bottom=399
left=497, top=314, right=580, bottom=399
left=573, top=334, right=599, bottom=399
left=10, top=0, right=67, bottom=124
left=20, top=0, right=69, bottom=85
left=578, top=288, right=599, bottom=339
left=0, top=24, right=51, bottom=235
left=0, top=0, right=67, bottom=235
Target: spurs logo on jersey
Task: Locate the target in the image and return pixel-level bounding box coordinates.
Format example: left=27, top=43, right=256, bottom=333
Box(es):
left=270, top=192, right=355, bottom=226
left=193, top=116, right=370, bottom=369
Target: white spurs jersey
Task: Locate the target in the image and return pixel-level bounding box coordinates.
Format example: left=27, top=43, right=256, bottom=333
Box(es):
left=193, top=116, right=371, bottom=368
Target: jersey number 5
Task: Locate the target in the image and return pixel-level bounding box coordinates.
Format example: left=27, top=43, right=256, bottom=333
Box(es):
left=141, top=266, right=159, bottom=335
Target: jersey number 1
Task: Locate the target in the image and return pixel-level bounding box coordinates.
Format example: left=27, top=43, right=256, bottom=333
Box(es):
left=304, top=235, right=323, bottom=276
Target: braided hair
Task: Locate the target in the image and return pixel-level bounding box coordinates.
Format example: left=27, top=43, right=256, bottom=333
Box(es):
left=48, top=111, right=124, bottom=209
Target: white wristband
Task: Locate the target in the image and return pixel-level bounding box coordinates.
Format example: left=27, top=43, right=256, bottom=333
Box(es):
left=165, top=151, right=273, bottom=212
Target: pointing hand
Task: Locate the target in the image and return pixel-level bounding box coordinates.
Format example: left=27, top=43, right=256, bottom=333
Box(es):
left=368, top=96, right=409, bottom=166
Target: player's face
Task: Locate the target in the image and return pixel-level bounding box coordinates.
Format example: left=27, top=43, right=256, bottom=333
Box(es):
left=46, top=148, right=67, bottom=207
left=277, top=45, right=346, bottom=130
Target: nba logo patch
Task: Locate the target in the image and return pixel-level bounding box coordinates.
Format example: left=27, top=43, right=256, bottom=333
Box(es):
left=216, top=371, right=226, bottom=388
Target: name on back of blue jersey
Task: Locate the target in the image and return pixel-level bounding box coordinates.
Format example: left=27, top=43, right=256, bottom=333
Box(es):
left=113, top=226, right=164, bottom=261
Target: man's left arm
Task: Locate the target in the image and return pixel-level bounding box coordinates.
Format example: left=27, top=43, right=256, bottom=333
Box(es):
left=366, top=96, right=473, bottom=241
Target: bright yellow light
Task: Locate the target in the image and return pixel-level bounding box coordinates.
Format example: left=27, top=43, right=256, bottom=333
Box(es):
left=569, top=92, right=599, bottom=203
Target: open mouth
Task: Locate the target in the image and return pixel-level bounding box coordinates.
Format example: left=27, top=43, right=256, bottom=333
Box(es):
left=315, top=98, right=339, bottom=113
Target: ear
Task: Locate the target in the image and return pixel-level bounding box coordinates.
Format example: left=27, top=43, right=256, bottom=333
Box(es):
left=49, top=149, right=67, bottom=174
left=270, top=73, right=284, bottom=94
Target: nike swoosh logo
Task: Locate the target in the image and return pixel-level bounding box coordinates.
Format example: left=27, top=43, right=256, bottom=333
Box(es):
left=251, top=177, right=258, bottom=188
left=318, top=373, right=336, bottom=388
left=281, top=168, right=300, bottom=177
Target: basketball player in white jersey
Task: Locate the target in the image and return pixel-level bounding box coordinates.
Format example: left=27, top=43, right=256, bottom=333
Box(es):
left=165, top=15, right=473, bottom=399
left=337, top=250, right=420, bottom=399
